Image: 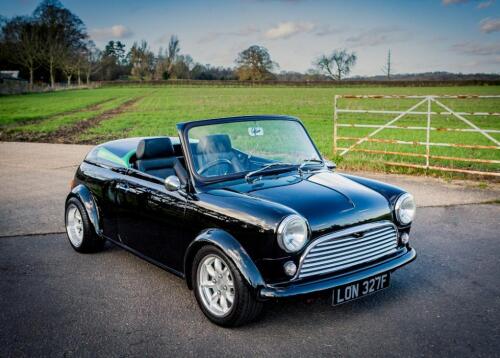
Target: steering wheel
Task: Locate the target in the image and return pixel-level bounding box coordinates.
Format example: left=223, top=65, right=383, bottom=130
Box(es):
left=199, top=158, right=234, bottom=176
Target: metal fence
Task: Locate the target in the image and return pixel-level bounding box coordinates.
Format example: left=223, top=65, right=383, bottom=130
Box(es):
left=333, top=95, right=500, bottom=177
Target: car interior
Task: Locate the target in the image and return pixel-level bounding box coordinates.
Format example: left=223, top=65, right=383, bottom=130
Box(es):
left=135, top=134, right=271, bottom=179
left=90, top=135, right=271, bottom=182
left=131, top=137, right=188, bottom=182
left=192, top=134, right=249, bottom=177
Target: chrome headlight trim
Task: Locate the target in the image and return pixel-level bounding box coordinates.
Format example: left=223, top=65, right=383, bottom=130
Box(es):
left=277, top=214, right=310, bottom=253
left=395, top=193, right=416, bottom=225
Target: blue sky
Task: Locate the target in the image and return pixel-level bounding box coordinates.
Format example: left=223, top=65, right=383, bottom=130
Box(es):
left=2, top=0, right=499, bottom=75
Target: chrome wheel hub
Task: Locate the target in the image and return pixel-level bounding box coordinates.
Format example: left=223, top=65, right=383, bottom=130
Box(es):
left=66, top=204, right=84, bottom=247
left=197, top=254, right=235, bottom=317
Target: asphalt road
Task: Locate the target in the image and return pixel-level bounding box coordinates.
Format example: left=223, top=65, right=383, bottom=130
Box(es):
left=1, top=142, right=500, bottom=357
left=1, top=204, right=499, bottom=357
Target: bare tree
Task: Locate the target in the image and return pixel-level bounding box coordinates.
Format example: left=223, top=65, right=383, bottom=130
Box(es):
left=0, top=16, right=44, bottom=89
left=314, top=49, right=357, bottom=80
left=76, top=53, right=83, bottom=85
left=166, top=35, right=180, bottom=77
left=382, top=49, right=392, bottom=79
left=44, top=29, right=66, bottom=87
left=152, top=35, right=180, bottom=79
left=130, top=40, right=154, bottom=80
left=81, top=41, right=101, bottom=85
left=182, top=54, right=194, bottom=79
left=154, top=47, right=168, bottom=80
left=61, top=51, right=79, bottom=85
left=34, top=0, right=88, bottom=87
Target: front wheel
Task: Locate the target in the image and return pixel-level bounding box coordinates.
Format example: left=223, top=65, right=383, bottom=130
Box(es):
left=192, top=246, right=263, bottom=327
left=65, top=197, right=105, bottom=253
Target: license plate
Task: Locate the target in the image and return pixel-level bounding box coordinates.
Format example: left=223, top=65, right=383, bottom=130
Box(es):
left=332, top=272, right=390, bottom=306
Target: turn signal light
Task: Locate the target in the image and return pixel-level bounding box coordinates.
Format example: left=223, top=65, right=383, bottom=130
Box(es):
left=400, top=232, right=410, bottom=245
left=284, top=261, right=297, bottom=277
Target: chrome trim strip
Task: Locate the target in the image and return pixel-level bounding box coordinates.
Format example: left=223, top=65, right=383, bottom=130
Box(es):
left=308, top=231, right=395, bottom=255
left=299, top=248, right=399, bottom=278
left=292, top=220, right=398, bottom=281
left=315, top=226, right=393, bottom=247
left=301, top=245, right=398, bottom=273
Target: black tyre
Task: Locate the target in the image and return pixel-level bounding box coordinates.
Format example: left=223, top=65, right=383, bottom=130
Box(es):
left=65, top=197, right=105, bottom=253
left=192, top=245, right=263, bottom=327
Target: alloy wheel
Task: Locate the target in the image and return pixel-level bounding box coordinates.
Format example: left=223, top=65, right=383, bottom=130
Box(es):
left=66, top=203, right=84, bottom=247
left=197, top=254, right=235, bottom=317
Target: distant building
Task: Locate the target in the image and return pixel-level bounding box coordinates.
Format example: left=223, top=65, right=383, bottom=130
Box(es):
left=0, top=71, right=20, bottom=79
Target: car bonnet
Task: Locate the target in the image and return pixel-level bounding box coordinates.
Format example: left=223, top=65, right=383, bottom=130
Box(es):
left=223, top=171, right=392, bottom=238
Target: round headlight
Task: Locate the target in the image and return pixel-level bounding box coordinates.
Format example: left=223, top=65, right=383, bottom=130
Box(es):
left=395, top=193, right=416, bottom=225
left=277, top=215, right=309, bottom=253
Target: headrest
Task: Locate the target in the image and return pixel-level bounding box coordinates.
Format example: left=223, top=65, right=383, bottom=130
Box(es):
left=198, top=134, right=232, bottom=154
left=136, top=137, right=175, bottom=160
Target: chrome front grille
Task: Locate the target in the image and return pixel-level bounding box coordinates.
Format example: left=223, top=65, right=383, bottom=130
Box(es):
left=297, top=221, right=399, bottom=279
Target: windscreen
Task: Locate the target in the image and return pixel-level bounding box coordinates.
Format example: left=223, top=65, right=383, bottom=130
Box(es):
left=187, top=119, right=321, bottom=178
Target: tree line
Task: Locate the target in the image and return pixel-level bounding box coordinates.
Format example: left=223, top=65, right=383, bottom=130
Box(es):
left=0, top=0, right=360, bottom=87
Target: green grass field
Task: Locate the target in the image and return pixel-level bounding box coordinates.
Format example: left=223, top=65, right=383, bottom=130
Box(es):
left=1, top=85, right=499, bottom=178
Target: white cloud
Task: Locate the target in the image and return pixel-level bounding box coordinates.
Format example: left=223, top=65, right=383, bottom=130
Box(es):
left=443, top=0, right=496, bottom=7
left=90, top=25, right=133, bottom=40
left=477, top=1, right=494, bottom=9
left=315, top=25, right=347, bottom=37
left=480, top=18, right=500, bottom=33
left=264, top=21, right=315, bottom=40
left=345, top=27, right=410, bottom=47
left=442, top=0, right=469, bottom=5
left=451, top=41, right=500, bottom=55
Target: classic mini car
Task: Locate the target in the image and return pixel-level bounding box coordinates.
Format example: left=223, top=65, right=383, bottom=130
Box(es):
left=65, top=115, right=416, bottom=326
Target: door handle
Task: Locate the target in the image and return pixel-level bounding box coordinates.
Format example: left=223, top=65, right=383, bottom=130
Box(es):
left=147, top=194, right=164, bottom=205
left=116, top=182, right=144, bottom=195
left=116, top=182, right=132, bottom=193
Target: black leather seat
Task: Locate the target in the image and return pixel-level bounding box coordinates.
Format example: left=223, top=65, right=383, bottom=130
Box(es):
left=136, top=137, right=178, bottom=179
left=196, top=134, right=244, bottom=176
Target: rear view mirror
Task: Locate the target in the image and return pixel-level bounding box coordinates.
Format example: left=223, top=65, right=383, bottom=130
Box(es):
left=165, top=175, right=181, bottom=191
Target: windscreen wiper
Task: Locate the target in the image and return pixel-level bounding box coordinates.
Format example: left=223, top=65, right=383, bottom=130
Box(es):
left=245, top=162, right=295, bottom=182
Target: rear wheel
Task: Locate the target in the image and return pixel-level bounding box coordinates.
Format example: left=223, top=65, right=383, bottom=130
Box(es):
left=65, top=197, right=104, bottom=253
left=192, top=245, right=263, bottom=327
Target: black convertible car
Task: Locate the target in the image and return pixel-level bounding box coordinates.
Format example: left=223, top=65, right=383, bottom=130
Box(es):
left=65, top=115, right=416, bottom=326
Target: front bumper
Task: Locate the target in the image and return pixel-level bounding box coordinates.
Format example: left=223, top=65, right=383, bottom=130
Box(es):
left=259, top=247, right=416, bottom=299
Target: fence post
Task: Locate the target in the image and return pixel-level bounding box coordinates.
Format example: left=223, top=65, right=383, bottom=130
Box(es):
left=333, top=95, right=338, bottom=156
left=426, top=96, right=431, bottom=169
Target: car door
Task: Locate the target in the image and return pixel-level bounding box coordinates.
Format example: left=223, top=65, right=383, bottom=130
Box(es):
left=80, top=162, right=129, bottom=242
left=115, top=171, right=187, bottom=271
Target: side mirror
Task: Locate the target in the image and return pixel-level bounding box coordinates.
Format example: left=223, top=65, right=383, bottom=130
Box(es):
left=165, top=175, right=181, bottom=191
left=325, top=160, right=336, bottom=171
